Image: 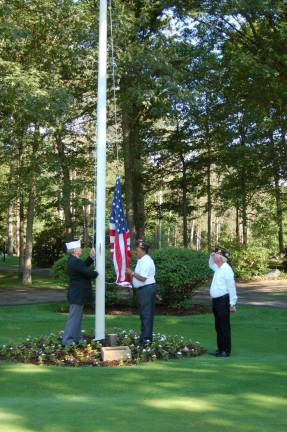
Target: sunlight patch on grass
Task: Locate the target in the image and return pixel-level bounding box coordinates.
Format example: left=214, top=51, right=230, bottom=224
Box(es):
left=0, top=410, right=31, bottom=432
left=55, top=395, right=91, bottom=402
left=144, top=397, right=216, bottom=412
left=245, top=394, right=287, bottom=407
left=2, top=364, right=52, bottom=374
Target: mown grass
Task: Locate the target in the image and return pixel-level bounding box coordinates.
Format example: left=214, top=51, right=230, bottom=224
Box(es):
left=0, top=304, right=286, bottom=432
left=0, top=255, right=20, bottom=266
left=0, top=271, right=63, bottom=290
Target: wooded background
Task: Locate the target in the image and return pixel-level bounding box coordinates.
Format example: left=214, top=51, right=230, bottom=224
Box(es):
left=1, top=0, right=286, bottom=284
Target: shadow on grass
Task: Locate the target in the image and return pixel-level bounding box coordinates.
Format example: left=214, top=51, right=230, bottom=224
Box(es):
left=0, top=305, right=287, bottom=431
left=0, top=357, right=287, bottom=432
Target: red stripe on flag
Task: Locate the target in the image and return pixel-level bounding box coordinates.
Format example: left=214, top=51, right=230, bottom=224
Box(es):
left=114, top=234, right=123, bottom=283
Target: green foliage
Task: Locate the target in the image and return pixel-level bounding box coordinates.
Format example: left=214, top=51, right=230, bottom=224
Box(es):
left=150, top=248, right=211, bottom=308
left=32, top=224, right=66, bottom=267
left=222, top=241, right=269, bottom=278
left=52, top=247, right=211, bottom=309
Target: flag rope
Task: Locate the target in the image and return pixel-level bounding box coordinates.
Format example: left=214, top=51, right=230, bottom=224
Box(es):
left=92, top=0, right=118, bottom=257
left=108, top=0, right=120, bottom=172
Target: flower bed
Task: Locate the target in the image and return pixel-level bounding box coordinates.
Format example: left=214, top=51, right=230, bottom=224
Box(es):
left=0, top=329, right=207, bottom=367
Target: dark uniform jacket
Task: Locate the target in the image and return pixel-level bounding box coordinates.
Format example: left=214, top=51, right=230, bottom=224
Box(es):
left=67, top=255, right=98, bottom=305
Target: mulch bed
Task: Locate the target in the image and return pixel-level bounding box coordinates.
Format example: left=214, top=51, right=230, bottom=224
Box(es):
left=106, top=304, right=211, bottom=316
left=54, top=303, right=211, bottom=316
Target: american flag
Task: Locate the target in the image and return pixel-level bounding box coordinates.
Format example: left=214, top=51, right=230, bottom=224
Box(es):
left=109, top=176, right=132, bottom=287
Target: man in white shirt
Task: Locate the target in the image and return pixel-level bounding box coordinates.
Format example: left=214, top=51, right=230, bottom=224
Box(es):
left=127, top=241, right=156, bottom=344
left=209, top=249, right=237, bottom=357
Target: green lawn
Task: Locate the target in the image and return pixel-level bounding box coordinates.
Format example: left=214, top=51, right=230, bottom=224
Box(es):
left=0, top=271, right=63, bottom=290
left=0, top=255, right=20, bottom=266
left=0, top=304, right=286, bottom=432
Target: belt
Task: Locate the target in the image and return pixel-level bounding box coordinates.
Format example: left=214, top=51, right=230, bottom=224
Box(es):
left=137, top=283, right=156, bottom=290
left=212, top=293, right=229, bottom=301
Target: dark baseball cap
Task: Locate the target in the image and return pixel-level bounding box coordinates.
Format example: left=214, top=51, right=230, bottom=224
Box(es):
left=214, top=248, right=229, bottom=260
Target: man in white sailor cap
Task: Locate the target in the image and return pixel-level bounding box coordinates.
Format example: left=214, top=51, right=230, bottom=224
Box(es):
left=209, top=248, right=237, bottom=357
left=62, top=240, right=98, bottom=345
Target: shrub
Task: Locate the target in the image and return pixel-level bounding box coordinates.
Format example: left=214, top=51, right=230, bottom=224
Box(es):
left=150, top=248, right=211, bottom=308
left=221, top=242, right=269, bottom=278
left=33, top=224, right=66, bottom=267
left=51, top=247, right=211, bottom=309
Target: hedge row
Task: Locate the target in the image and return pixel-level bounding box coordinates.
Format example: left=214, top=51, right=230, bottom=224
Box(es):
left=51, top=248, right=211, bottom=308
left=51, top=244, right=270, bottom=308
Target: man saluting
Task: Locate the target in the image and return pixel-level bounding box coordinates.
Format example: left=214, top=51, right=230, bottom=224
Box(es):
left=209, top=248, right=237, bottom=357
left=62, top=240, right=98, bottom=346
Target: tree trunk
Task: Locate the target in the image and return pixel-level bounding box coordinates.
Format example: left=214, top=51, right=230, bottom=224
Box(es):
left=122, top=107, right=136, bottom=239
left=122, top=116, right=145, bottom=241
left=56, top=133, right=73, bottom=239
left=206, top=161, right=212, bottom=252
left=274, top=179, right=284, bottom=255
left=239, top=121, right=248, bottom=245
left=15, top=199, right=20, bottom=256
left=181, top=157, right=188, bottom=248
left=120, top=76, right=145, bottom=243
left=271, top=132, right=285, bottom=254
left=22, top=128, right=39, bottom=285
left=7, top=163, right=14, bottom=255
left=241, top=201, right=248, bottom=245
left=82, top=195, right=91, bottom=247
left=22, top=177, right=36, bottom=285
left=18, top=195, right=25, bottom=277
left=215, top=216, right=220, bottom=244
left=203, top=96, right=212, bottom=252
left=235, top=207, right=240, bottom=241
left=190, top=217, right=195, bottom=248
left=155, top=191, right=162, bottom=249
left=7, top=201, right=14, bottom=255
left=280, top=123, right=287, bottom=177
left=196, top=225, right=201, bottom=250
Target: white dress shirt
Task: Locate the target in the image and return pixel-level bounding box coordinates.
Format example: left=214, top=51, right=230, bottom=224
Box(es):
left=209, top=256, right=237, bottom=306
left=132, top=254, right=156, bottom=289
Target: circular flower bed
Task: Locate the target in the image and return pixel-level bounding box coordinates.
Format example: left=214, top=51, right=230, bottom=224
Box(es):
left=0, top=329, right=207, bottom=367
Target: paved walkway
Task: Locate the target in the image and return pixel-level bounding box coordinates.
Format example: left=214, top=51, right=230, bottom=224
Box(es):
left=0, top=279, right=287, bottom=308
left=0, top=287, right=66, bottom=306
left=193, top=280, right=287, bottom=309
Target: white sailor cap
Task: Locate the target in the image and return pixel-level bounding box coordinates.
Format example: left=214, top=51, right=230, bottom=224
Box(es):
left=65, top=240, right=81, bottom=251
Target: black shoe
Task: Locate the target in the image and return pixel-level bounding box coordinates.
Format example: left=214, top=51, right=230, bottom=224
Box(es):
left=215, top=351, right=230, bottom=357
left=208, top=350, right=220, bottom=356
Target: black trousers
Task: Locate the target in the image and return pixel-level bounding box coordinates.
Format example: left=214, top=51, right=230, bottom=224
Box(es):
left=212, top=294, right=231, bottom=354
left=136, top=283, right=156, bottom=342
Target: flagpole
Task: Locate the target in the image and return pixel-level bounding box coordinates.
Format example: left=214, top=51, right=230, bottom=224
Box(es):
left=95, top=0, right=107, bottom=341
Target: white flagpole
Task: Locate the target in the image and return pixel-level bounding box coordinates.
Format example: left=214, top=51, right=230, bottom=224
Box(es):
left=95, top=0, right=107, bottom=340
